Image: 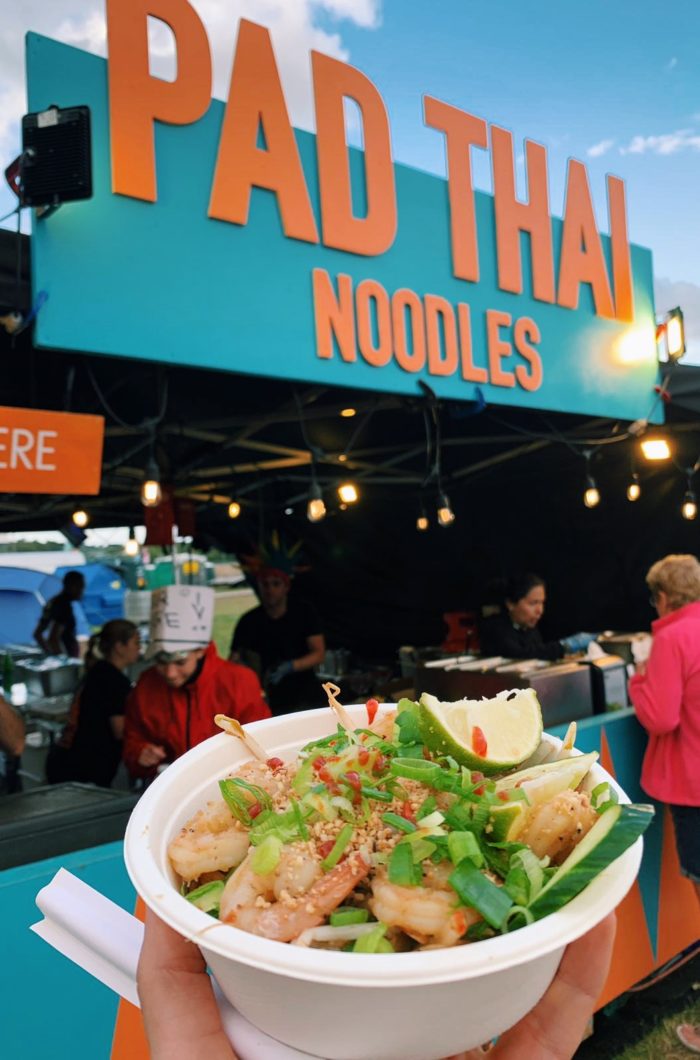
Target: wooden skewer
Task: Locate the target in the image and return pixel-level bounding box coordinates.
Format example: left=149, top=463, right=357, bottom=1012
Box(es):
left=215, top=713, right=269, bottom=762
left=322, top=682, right=357, bottom=733
left=561, top=721, right=577, bottom=753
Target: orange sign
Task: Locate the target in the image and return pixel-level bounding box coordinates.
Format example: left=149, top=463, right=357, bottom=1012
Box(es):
left=0, top=406, right=104, bottom=495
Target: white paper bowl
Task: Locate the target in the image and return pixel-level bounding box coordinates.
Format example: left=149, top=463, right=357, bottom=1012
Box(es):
left=124, top=706, right=643, bottom=1060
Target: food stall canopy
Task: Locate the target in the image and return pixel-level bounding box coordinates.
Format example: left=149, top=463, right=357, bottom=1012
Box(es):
left=26, top=16, right=660, bottom=423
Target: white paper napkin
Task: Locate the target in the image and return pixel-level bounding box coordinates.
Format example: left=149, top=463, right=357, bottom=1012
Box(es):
left=31, top=868, right=319, bottom=1060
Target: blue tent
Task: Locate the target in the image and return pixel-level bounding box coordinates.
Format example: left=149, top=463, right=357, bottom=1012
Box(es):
left=54, top=563, right=126, bottom=627
left=0, top=567, right=90, bottom=647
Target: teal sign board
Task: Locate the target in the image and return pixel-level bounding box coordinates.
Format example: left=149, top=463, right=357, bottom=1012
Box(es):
left=27, top=31, right=660, bottom=421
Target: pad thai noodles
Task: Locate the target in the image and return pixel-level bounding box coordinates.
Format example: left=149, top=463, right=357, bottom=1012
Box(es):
left=167, top=685, right=652, bottom=952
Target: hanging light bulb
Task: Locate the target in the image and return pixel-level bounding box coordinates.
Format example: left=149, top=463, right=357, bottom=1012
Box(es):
left=307, top=480, right=326, bottom=523
left=682, top=491, right=697, bottom=521
left=124, top=527, right=139, bottom=557
left=141, top=456, right=162, bottom=507
left=227, top=501, right=241, bottom=519
left=626, top=473, right=641, bottom=502
left=72, top=507, right=89, bottom=528
left=416, top=513, right=429, bottom=531
left=337, top=482, right=359, bottom=504
left=437, top=491, right=455, bottom=527
left=583, top=477, right=600, bottom=508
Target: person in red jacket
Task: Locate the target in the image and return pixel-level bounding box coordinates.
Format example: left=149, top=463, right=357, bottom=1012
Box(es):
left=123, top=586, right=269, bottom=780
left=629, top=554, right=700, bottom=899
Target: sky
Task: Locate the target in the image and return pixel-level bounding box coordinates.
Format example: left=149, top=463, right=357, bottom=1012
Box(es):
left=0, top=0, right=699, bottom=360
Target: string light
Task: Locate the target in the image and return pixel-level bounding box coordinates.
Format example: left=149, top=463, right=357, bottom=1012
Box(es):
left=337, top=482, right=359, bottom=504
left=682, top=491, right=697, bottom=521
left=307, top=479, right=326, bottom=523
left=582, top=451, right=600, bottom=508
left=124, top=527, right=139, bottom=557
left=416, top=513, right=429, bottom=531
left=626, top=473, right=641, bottom=502
left=437, top=491, right=455, bottom=527
left=640, top=436, right=671, bottom=461
left=141, top=456, right=162, bottom=507
left=227, top=501, right=241, bottom=519
left=340, top=408, right=356, bottom=418
left=71, top=507, right=89, bottom=528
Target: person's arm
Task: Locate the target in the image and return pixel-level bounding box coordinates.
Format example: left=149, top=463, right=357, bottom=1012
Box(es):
left=123, top=685, right=166, bottom=777
left=46, top=621, right=65, bottom=655
left=292, top=633, right=325, bottom=673
left=110, top=715, right=125, bottom=740
left=629, top=632, right=684, bottom=735
left=0, top=695, right=25, bottom=757
left=33, top=619, right=49, bottom=653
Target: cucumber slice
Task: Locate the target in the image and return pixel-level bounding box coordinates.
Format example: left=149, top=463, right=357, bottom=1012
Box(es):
left=489, top=753, right=598, bottom=842
left=185, top=879, right=225, bottom=915
left=527, top=803, right=654, bottom=921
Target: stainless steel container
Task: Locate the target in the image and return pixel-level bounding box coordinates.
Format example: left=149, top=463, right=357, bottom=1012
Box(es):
left=15, top=657, right=83, bottom=697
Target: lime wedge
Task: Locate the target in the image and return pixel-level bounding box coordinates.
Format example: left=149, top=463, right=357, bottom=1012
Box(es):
left=419, top=689, right=543, bottom=774
left=487, top=801, right=526, bottom=842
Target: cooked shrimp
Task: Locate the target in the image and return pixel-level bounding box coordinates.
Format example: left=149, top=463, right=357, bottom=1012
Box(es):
left=233, top=759, right=292, bottom=801
left=168, top=799, right=250, bottom=883
left=518, top=790, right=597, bottom=865
left=369, top=866, right=479, bottom=947
left=369, top=709, right=397, bottom=741
left=220, top=846, right=370, bottom=942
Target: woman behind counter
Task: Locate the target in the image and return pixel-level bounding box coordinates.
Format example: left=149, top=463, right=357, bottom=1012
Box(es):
left=480, top=573, right=595, bottom=661
left=46, top=619, right=141, bottom=788
left=629, top=554, right=700, bottom=902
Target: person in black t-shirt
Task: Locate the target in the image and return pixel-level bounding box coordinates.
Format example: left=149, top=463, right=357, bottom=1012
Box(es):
left=34, top=570, right=85, bottom=657
left=230, top=567, right=325, bottom=714
left=479, top=573, right=596, bottom=661
left=46, top=619, right=141, bottom=787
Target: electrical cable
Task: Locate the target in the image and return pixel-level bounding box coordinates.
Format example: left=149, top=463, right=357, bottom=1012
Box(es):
left=0, top=205, right=19, bottom=225
left=86, top=364, right=168, bottom=430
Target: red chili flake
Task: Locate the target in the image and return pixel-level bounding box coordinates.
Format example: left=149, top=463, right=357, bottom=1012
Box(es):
left=325, top=755, right=341, bottom=763
left=366, top=698, right=379, bottom=725
left=401, top=801, right=416, bottom=823
left=318, top=840, right=335, bottom=859
left=343, top=771, right=362, bottom=792
left=358, top=748, right=370, bottom=766
left=266, top=757, right=284, bottom=771
left=497, top=790, right=510, bottom=802
left=248, top=801, right=263, bottom=819
left=471, top=772, right=484, bottom=783
left=373, top=754, right=387, bottom=775
left=312, top=756, right=326, bottom=771
left=474, top=784, right=485, bottom=796
left=471, top=726, right=488, bottom=757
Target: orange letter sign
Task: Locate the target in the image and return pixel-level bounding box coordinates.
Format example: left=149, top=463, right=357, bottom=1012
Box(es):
left=608, top=175, right=633, bottom=323
left=107, top=0, right=212, bottom=201
left=424, top=98, right=487, bottom=283
left=558, top=160, right=615, bottom=319
left=0, top=407, right=104, bottom=495
left=312, top=52, right=397, bottom=256
left=491, top=127, right=555, bottom=304
left=209, top=21, right=318, bottom=242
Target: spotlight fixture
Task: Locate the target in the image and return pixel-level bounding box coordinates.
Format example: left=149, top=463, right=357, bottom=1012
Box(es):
left=124, top=527, right=139, bottom=557
left=640, top=437, right=671, bottom=462
left=340, top=408, right=357, bottom=418
left=657, top=306, right=686, bottom=362
left=337, top=482, right=359, bottom=504
left=682, top=491, right=697, bottom=521
left=626, top=473, right=641, bottom=502
left=71, top=507, right=89, bottom=528
left=141, top=456, right=162, bottom=507
left=307, top=480, right=326, bottom=523
left=437, top=491, right=455, bottom=527
left=227, top=501, right=241, bottom=519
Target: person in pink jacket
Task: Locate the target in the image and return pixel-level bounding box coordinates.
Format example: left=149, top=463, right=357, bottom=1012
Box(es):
left=629, top=553, right=700, bottom=903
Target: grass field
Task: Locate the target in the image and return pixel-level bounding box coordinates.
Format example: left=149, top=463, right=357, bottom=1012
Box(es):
left=212, top=588, right=257, bottom=659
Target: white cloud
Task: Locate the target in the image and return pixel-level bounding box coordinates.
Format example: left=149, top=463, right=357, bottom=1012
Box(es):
left=655, top=276, right=700, bottom=364
left=0, top=0, right=383, bottom=167
left=621, top=128, right=700, bottom=155
left=587, top=138, right=615, bottom=158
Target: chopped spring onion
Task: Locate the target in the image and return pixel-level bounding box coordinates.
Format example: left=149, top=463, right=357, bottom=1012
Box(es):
left=291, top=757, right=315, bottom=794
left=291, top=798, right=309, bottom=840
left=448, top=830, right=484, bottom=868
left=390, top=758, right=442, bottom=784
left=359, top=786, right=394, bottom=803
left=504, top=848, right=545, bottom=906
left=388, top=841, right=422, bottom=886
left=591, top=781, right=619, bottom=814
left=466, top=919, right=496, bottom=942
left=250, top=834, right=283, bottom=875
left=185, top=880, right=225, bottom=916
left=415, top=810, right=444, bottom=830
left=449, top=861, right=514, bottom=928
left=329, top=906, right=370, bottom=927
left=502, top=905, right=535, bottom=932
left=353, top=922, right=394, bottom=953
left=321, top=824, right=354, bottom=871
left=331, top=795, right=357, bottom=821
left=293, top=922, right=378, bottom=947
left=407, top=837, right=437, bottom=863
left=416, top=795, right=437, bottom=820
left=381, top=812, right=417, bottom=834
